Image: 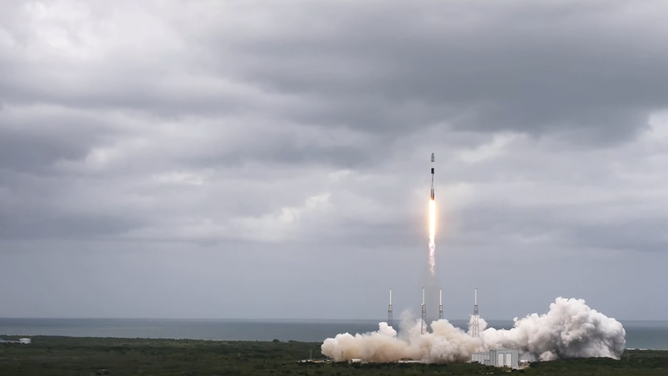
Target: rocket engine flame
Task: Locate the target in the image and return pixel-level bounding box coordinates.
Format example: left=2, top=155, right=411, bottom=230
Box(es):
left=428, top=198, right=436, bottom=277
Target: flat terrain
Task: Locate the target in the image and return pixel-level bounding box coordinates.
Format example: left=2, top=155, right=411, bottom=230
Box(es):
left=0, top=336, right=667, bottom=376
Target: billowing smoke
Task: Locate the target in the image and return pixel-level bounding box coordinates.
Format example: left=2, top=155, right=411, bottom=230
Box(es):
left=482, top=297, right=626, bottom=361
left=321, top=297, right=625, bottom=363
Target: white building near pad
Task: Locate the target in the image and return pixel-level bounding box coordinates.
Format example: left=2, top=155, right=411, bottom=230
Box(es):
left=0, top=338, right=31, bottom=345
left=470, top=349, right=519, bottom=368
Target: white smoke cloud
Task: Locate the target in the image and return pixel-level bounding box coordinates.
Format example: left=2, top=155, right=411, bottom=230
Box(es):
left=321, top=297, right=625, bottom=363
left=482, top=297, right=626, bottom=361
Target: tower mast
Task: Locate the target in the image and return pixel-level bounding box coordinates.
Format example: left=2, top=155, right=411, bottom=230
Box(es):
left=387, top=288, right=393, bottom=327
left=438, top=289, right=443, bottom=320
left=421, top=287, right=427, bottom=334
left=471, top=288, right=480, bottom=338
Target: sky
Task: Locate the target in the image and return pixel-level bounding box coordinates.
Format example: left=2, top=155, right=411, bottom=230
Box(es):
left=1, top=0, right=667, bottom=321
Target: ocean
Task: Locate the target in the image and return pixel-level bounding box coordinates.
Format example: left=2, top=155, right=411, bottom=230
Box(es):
left=1, top=318, right=666, bottom=350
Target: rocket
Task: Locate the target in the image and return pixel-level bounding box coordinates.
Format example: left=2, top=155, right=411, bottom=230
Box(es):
left=430, top=153, right=435, bottom=200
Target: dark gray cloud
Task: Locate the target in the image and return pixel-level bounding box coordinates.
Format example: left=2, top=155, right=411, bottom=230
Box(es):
left=213, top=1, right=668, bottom=141
left=0, top=0, right=668, bottom=320
left=0, top=210, right=141, bottom=240
left=0, top=108, right=119, bottom=173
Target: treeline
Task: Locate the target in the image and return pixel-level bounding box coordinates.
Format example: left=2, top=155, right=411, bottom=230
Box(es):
left=1, top=336, right=666, bottom=376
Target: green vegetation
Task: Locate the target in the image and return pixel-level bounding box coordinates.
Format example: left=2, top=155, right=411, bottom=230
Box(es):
left=0, top=335, right=666, bottom=376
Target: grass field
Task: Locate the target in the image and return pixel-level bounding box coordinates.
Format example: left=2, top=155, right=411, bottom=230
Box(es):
left=1, top=336, right=667, bottom=376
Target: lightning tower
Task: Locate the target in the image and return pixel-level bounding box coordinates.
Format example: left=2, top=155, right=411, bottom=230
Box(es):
left=421, top=287, right=427, bottom=334
left=438, top=289, right=443, bottom=320
left=387, top=288, right=393, bottom=328
left=471, top=288, right=480, bottom=338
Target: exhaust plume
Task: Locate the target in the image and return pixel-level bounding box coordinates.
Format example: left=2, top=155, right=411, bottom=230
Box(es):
left=428, top=199, right=436, bottom=277
left=321, top=297, right=625, bottom=363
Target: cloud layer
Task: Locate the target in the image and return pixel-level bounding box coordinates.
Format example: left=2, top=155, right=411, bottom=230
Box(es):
left=1, top=0, right=668, bottom=319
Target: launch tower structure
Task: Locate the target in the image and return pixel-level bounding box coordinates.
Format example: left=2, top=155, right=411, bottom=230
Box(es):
left=421, top=287, right=427, bottom=334
left=471, top=288, right=480, bottom=338
left=438, top=289, right=443, bottom=320
left=388, top=288, right=393, bottom=328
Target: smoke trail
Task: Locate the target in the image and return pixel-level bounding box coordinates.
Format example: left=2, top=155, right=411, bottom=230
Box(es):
left=428, top=199, right=436, bottom=277
left=321, top=297, right=625, bottom=363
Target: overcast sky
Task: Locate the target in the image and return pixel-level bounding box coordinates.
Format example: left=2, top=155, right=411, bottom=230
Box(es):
left=1, top=0, right=667, bottom=321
